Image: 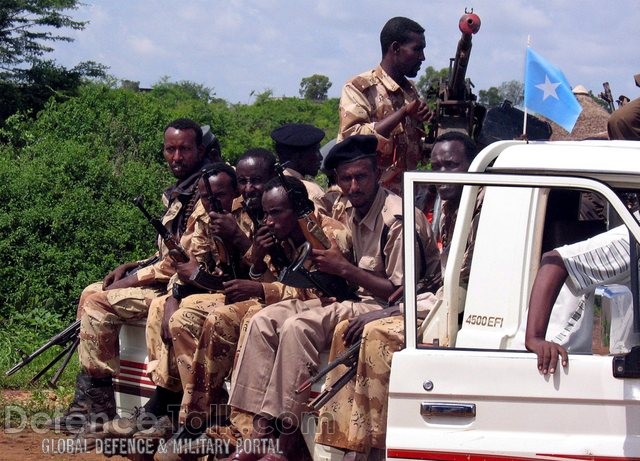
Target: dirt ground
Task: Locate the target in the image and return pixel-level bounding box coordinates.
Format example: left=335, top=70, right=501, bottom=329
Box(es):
left=0, top=428, right=128, bottom=461
left=1, top=389, right=127, bottom=461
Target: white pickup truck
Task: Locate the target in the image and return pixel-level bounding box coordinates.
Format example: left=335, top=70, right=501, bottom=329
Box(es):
left=116, top=140, right=640, bottom=460
left=388, top=139, right=640, bottom=461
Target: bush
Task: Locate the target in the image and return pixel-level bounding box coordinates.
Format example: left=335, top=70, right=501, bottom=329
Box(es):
left=0, top=81, right=339, bottom=387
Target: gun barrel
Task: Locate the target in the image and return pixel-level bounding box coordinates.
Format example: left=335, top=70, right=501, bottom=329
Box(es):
left=5, top=319, right=80, bottom=377
left=295, top=339, right=361, bottom=394
left=447, top=11, right=481, bottom=101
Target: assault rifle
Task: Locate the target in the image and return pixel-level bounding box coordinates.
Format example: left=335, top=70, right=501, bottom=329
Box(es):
left=274, top=162, right=359, bottom=301
left=200, top=168, right=239, bottom=280
left=5, top=318, right=80, bottom=388
left=133, top=196, right=189, bottom=263
left=296, top=287, right=404, bottom=410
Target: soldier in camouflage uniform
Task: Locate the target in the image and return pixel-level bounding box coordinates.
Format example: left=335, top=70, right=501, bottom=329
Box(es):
left=105, top=154, right=264, bottom=441
left=152, top=175, right=350, bottom=461
left=224, top=135, right=439, bottom=461
left=315, top=132, right=480, bottom=460
left=48, top=118, right=210, bottom=434
left=339, top=16, right=430, bottom=196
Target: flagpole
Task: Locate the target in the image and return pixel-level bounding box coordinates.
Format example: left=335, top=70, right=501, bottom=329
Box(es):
left=522, top=36, right=531, bottom=138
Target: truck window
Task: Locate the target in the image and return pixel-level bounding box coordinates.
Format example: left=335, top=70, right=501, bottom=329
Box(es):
left=412, top=182, right=640, bottom=358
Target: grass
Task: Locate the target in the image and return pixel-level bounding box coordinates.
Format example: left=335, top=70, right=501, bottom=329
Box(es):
left=0, top=321, right=79, bottom=425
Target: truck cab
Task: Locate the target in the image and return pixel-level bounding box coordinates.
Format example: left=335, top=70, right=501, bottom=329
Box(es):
left=388, top=140, right=640, bottom=460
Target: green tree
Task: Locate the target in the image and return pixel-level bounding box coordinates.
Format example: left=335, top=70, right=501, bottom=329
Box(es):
left=0, top=0, right=86, bottom=77
left=416, top=66, right=449, bottom=101
left=479, top=80, right=524, bottom=108
left=299, top=74, right=332, bottom=101
left=478, top=86, right=502, bottom=108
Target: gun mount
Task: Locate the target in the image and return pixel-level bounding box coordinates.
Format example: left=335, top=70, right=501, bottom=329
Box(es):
left=429, top=9, right=486, bottom=146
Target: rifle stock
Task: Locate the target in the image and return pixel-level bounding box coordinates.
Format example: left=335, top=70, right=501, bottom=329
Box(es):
left=133, top=196, right=189, bottom=263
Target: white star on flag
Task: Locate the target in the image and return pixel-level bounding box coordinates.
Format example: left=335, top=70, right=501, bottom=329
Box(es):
left=524, top=48, right=581, bottom=132
left=535, top=75, right=561, bottom=101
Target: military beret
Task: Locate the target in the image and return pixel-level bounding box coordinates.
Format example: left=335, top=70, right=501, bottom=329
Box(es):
left=324, top=135, right=378, bottom=170
left=271, top=123, right=325, bottom=149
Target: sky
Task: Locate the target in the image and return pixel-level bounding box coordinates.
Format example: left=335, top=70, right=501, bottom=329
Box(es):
left=50, top=0, right=640, bottom=105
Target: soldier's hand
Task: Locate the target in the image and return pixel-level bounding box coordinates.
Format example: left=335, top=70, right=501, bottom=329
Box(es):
left=171, top=253, right=199, bottom=283
left=526, top=338, right=568, bottom=375
left=209, top=211, right=240, bottom=241
left=161, top=295, right=180, bottom=344
left=252, top=226, right=275, bottom=264
left=103, top=262, right=139, bottom=290
left=223, top=279, right=263, bottom=303
left=343, top=309, right=400, bottom=345
left=406, top=99, right=432, bottom=123
left=311, top=238, right=348, bottom=275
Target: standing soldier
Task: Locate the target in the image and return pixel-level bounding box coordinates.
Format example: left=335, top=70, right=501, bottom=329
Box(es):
left=339, top=17, right=431, bottom=195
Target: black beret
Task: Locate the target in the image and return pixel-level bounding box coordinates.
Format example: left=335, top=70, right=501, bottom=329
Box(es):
left=324, top=135, right=378, bottom=170
left=271, top=123, right=325, bottom=148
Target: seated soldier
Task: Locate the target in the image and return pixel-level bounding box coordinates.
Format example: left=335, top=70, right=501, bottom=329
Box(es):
left=104, top=162, right=244, bottom=441
left=148, top=174, right=353, bottom=461
left=220, top=135, right=440, bottom=461
left=315, top=132, right=481, bottom=461
left=49, top=118, right=211, bottom=434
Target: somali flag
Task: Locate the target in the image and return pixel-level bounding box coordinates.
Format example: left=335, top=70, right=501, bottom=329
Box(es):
left=524, top=48, right=582, bottom=132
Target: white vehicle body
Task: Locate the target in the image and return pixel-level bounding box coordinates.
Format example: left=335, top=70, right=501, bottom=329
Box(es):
left=115, top=140, right=640, bottom=460
left=388, top=140, right=640, bottom=461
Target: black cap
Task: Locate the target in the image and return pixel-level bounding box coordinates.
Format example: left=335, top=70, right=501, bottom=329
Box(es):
left=271, top=123, right=325, bottom=149
left=324, top=135, right=378, bottom=170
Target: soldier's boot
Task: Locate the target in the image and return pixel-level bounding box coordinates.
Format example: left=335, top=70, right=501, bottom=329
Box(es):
left=46, top=372, right=116, bottom=433
left=104, top=385, right=182, bottom=438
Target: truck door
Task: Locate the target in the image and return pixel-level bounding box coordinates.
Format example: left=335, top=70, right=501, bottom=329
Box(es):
left=388, top=172, right=640, bottom=461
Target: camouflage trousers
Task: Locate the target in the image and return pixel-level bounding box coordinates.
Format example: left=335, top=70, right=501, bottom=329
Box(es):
left=78, top=283, right=165, bottom=378
left=181, top=299, right=263, bottom=426
left=229, top=298, right=381, bottom=426
left=146, top=292, right=263, bottom=426
left=146, top=293, right=227, bottom=392
left=315, top=316, right=404, bottom=452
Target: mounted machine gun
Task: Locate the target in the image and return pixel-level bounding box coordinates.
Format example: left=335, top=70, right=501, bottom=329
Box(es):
left=427, top=9, right=485, bottom=145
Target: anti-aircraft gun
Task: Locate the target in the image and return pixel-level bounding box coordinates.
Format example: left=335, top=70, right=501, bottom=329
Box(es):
left=427, top=9, right=485, bottom=147
left=425, top=9, right=551, bottom=153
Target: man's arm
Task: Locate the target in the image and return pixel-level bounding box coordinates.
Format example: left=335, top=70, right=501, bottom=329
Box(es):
left=525, top=250, right=570, bottom=375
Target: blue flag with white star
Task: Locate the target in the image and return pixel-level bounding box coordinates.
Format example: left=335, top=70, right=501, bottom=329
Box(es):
left=524, top=47, right=582, bottom=132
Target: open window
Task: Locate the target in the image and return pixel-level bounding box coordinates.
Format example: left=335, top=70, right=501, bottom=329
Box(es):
left=404, top=172, right=640, bottom=361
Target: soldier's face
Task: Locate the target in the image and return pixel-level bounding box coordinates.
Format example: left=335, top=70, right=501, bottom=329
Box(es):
left=197, top=173, right=237, bottom=214
left=335, top=158, right=378, bottom=214
left=394, top=32, right=426, bottom=78
left=163, top=128, right=204, bottom=179
left=237, top=158, right=270, bottom=210
left=430, top=140, right=470, bottom=202
left=262, top=187, right=296, bottom=240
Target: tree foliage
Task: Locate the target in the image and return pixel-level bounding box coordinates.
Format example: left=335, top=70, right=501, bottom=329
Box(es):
left=478, top=80, right=524, bottom=108
left=416, top=66, right=449, bottom=101
left=0, top=80, right=340, bottom=354
left=299, top=74, right=332, bottom=101
left=0, top=0, right=86, bottom=76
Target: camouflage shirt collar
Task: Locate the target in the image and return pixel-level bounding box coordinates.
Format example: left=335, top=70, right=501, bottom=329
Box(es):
left=373, top=65, right=402, bottom=93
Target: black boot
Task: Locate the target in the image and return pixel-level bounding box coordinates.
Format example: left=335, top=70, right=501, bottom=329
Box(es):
left=46, top=372, right=116, bottom=433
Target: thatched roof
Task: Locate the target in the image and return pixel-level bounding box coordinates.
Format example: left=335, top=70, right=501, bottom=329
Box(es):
left=547, top=87, right=610, bottom=140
